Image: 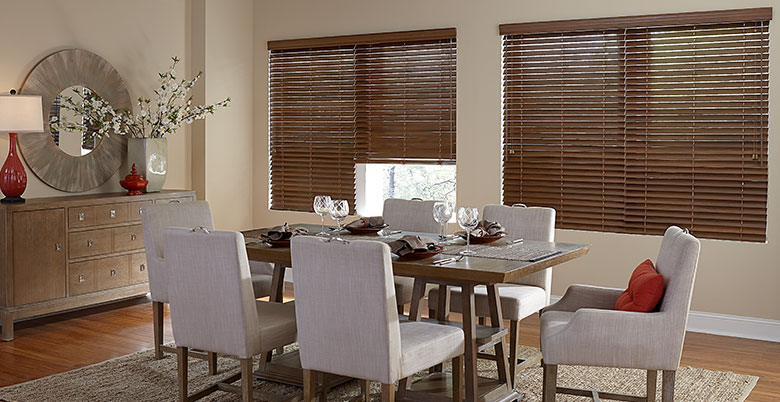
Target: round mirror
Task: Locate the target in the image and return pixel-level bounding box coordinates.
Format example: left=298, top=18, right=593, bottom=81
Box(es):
left=49, top=85, right=104, bottom=156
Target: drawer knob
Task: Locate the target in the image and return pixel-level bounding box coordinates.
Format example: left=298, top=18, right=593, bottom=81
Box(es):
left=110, top=269, right=117, bottom=277
left=78, top=212, right=85, bottom=222
left=140, top=264, right=146, bottom=272
left=110, top=209, right=116, bottom=218
left=170, top=199, right=181, bottom=204
left=131, top=234, right=137, bottom=241
left=87, top=239, right=93, bottom=247
left=78, top=274, right=86, bottom=283
left=139, top=207, right=143, bottom=215
left=55, top=243, right=62, bottom=251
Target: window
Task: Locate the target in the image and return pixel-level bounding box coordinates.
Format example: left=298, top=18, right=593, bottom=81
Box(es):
left=356, top=163, right=457, bottom=216
left=269, top=29, right=456, bottom=213
left=501, top=8, right=771, bottom=242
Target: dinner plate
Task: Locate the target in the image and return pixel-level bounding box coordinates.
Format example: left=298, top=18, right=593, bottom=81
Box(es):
left=396, top=245, right=445, bottom=260
left=459, top=232, right=506, bottom=244
left=345, top=225, right=387, bottom=235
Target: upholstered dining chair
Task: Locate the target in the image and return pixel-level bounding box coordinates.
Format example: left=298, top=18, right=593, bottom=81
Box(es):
left=382, top=198, right=442, bottom=314
left=428, top=204, right=555, bottom=385
left=291, top=236, right=464, bottom=402
left=165, top=227, right=297, bottom=402
left=141, top=201, right=274, bottom=366
left=540, top=226, right=700, bottom=402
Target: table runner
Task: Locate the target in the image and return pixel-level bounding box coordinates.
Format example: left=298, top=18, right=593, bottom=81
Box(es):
left=440, top=243, right=562, bottom=262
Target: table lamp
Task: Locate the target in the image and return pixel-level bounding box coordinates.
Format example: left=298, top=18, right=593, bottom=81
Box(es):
left=0, top=94, right=43, bottom=203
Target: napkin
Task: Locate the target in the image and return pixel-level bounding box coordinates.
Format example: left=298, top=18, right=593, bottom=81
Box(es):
left=388, top=235, right=438, bottom=256
left=257, top=223, right=309, bottom=241
left=346, top=216, right=386, bottom=228
left=460, top=220, right=506, bottom=237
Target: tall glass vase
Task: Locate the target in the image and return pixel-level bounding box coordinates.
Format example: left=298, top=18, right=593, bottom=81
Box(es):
left=127, top=138, right=167, bottom=192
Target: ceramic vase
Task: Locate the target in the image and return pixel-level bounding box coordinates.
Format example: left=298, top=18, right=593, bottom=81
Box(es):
left=127, top=138, right=167, bottom=192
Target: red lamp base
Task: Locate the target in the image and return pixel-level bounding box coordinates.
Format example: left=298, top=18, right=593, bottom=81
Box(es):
left=0, top=132, right=27, bottom=203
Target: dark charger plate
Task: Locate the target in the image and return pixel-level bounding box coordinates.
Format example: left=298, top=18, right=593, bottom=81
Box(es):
left=345, top=225, right=387, bottom=235
left=396, top=245, right=445, bottom=260
left=459, top=233, right=507, bottom=244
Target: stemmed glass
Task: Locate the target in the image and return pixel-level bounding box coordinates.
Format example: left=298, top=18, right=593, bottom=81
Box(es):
left=313, top=195, right=332, bottom=236
left=457, top=207, right=480, bottom=255
left=329, top=200, right=349, bottom=235
left=433, top=201, right=453, bottom=241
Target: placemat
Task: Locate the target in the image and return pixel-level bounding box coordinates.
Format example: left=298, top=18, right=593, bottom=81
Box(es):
left=441, top=244, right=562, bottom=262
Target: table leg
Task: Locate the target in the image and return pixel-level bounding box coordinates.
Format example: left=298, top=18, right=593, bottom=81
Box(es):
left=461, top=283, right=478, bottom=401
left=266, top=263, right=286, bottom=363
left=1, top=310, right=12, bottom=341
left=398, top=277, right=427, bottom=399
left=486, top=284, right=512, bottom=389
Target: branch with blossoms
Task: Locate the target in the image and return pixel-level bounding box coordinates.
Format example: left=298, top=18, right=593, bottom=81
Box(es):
left=50, top=56, right=230, bottom=139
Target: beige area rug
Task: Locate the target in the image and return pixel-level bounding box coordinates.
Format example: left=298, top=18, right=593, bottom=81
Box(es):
left=0, top=345, right=757, bottom=402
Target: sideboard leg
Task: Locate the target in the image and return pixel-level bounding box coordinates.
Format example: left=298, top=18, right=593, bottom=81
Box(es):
left=1, top=310, right=13, bottom=341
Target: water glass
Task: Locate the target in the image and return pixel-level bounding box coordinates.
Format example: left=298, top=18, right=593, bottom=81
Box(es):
left=433, top=201, right=453, bottom=240
left=457, top=207, right=479, bottom=255
left=313, top=195, right=332, bottom=235
left=329, top=199, right=349, bottom=233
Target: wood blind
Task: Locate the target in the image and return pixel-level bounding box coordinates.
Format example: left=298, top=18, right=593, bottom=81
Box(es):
left=269, top=29, right=456, bottom=212
left=501, top=8, right=771, bottom=242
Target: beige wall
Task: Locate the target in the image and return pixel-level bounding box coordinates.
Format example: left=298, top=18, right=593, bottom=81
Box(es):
left=254, top=0, right=780, bottom=320
left=0, top=0, right=191, bottom=197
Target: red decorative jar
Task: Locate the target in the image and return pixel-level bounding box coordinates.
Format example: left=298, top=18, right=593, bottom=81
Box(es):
left=120, top=164, right=149, bottom=196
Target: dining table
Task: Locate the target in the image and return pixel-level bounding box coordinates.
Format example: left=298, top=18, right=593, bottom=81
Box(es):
left=244, top=223, right=590, bottom=402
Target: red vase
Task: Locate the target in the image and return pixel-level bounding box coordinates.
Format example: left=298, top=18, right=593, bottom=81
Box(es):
left=0, top=133, right=27, bottom=203
left=120, top=164, right=149, bottom=196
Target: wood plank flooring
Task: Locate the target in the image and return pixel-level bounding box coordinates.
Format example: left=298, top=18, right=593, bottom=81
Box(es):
left=0, top=288, right=778, bottom=401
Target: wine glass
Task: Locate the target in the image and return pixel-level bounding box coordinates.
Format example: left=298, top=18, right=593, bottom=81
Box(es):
left=433, top=201, right=453, bottom=241
left=457, top=207, right=479, bottom=255
left=313, top=195, right=332, bottom=236
left=329, top=199, right=349, bottom=234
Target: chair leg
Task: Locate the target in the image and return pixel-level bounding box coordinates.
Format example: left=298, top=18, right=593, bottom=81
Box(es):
left=359, top=379, right=371, bottom=402
left=542, top=361, right=557, bottom=402
left=153, top=301, right=164, bottom=360
left=508, top=320, right=519, bottom=388
left=452, top=355, right=463, bottom=402
left=241, top=358, right=253, bottom=402
left=177, top=346, right=189, bottom=402
left=478, top=316, right=486, bottom=326
left=397, top=304, right=405, bottom=315
left=303, top=369, right=317, bottom=402
left=381, top=383, right=395, bottom=402
left=647, top=370, right=658, bottom=402
left=207, top=352, right=218, bottom=375
left=428, top=308, right=437, bottom=319
left=662, top=370, right=675, bottom=402
left=319, top=372, right=329, bottom=401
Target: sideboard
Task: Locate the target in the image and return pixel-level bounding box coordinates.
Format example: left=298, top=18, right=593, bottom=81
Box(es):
left=0, top=190, right=195, bottom=341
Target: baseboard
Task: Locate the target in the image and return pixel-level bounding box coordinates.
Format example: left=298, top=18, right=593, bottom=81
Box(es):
left=549, top=295, right=780, bottom=343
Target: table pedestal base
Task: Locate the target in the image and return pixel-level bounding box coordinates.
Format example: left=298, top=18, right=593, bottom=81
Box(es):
left=254, top=350, right=352, bottom=389
left=400, top=372, right=521, bottom=402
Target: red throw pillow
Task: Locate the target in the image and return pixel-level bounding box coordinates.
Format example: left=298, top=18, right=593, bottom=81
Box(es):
left=614, top=259, right=665, bottom=312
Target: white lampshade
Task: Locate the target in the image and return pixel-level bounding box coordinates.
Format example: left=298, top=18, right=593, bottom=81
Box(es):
left=0, top=95, right=44, bottom=133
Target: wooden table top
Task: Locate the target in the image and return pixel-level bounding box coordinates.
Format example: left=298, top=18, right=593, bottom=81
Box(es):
left=245, top=224, right=590, bottom=285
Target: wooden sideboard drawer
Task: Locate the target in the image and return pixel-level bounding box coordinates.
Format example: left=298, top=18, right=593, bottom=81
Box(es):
left=155, top=196, right=193, bottom=204
left=69, top=229, right=113, bottom=258
left=69, top=206, right=95, bottom=228
left=129, top=253, right=148, bottom=284
left=94, top=203, right=128, bottom=226
left=113, top=225, right=144, bottom=252
left=96, top=256, right=129, bottom=291
left=129, top=201, right=152, bottom=222
left=68, top=261, right=96, bottom=296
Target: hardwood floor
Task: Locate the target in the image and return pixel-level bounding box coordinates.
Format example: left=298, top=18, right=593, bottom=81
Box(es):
left=0, top=288, right=778, bottom=401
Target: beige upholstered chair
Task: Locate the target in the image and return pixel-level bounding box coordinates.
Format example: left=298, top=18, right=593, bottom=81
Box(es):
left=165, top=227, right=297, bottom=402
left=140, top=201, right=274, bottom=364
left=291, top=236, right=464, bottom=401
left=382, top=198, right=442, bottom=313
left=540, top=226, right=700, bottom=402
left=428, top=204, right=555, bottom=384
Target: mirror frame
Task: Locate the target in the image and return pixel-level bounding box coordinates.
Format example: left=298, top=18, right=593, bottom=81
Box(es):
left=19, top=49, right=131, bottom=192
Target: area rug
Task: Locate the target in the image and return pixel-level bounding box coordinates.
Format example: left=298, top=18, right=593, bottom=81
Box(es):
left=0, top=345, right=757, bottom=401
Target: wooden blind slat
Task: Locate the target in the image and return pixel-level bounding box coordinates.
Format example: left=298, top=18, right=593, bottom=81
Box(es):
left=502, top=12, right=769, bottom=242
left=269, top=29, right=457, bottom=212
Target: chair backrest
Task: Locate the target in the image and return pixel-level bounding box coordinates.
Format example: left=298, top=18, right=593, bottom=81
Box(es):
left=654, top=226, right=700, bottom=365
left=291, top=236, right=402, bottom=384
left=164, top=227, right=261, bottom=359
left=382, top=198, right=441, bottom=233
left=483, top=204, right=555, bottom=297
left=140, top=201, right=214, bottom=303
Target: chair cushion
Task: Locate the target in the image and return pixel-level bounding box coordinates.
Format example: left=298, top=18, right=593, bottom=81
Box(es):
left=252, top=274, right=274, bottom=298
left=399, top=320, right=464, bottom=378
left=428, top=283, right=547, bottom=321
left=615, top=259, right=665, bottom=312
left=256, top=301, right=297, bottom=352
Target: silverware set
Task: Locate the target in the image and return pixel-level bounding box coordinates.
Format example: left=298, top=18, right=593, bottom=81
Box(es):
left=432, top=255, right=465, bottom=265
